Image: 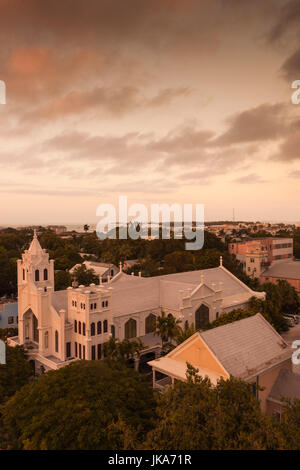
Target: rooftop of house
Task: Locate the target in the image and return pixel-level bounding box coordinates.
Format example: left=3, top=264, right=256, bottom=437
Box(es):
left=200, top=313, right=291, bottom=380
left=69, top=261, right=117, bottom=275
left=261, top=260, right=300, bottom=280
left=268, top=369, right=300, bottom=403
left=149, top=313, right=292, bottom=383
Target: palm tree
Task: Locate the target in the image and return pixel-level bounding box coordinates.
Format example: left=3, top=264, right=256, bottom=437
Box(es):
left=155, top=311, right=182, bottom=351
left=103, top=337, right=145, bottom=362
left=175, top=321, right=196, bottom=345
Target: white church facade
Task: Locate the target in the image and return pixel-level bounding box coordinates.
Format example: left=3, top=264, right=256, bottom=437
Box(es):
left=8, top=232, right=265, bottom=371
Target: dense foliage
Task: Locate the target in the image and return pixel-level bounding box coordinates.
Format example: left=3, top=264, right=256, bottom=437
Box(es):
left=145, top=370, right=284, bottom=450
left=0, top=360, right=156, bottom=450
left=0, top=345, right=33, bottom=405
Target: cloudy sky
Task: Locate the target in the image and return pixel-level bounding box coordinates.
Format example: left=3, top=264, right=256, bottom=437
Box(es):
left=0, top=0, right=299, bottom=225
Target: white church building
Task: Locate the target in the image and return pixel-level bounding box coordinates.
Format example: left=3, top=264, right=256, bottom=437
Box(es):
left=8, top=231, right=265, bottom=371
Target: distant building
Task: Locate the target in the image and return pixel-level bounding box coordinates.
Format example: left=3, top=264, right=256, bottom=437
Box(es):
left=69, top=261, right=118, bottom=282
left=122, top=259, right=139, bottom=270
left=260, top=260, right=300, bottom=296
left=0, top=301, right=18, bottom=328
left=228, top=237, right=300, bottom=294
left=229, top=238, right=293, bottom=278
left=47, top=225, right=67, bottom=234
left=149, top=313, right=294, bottom=413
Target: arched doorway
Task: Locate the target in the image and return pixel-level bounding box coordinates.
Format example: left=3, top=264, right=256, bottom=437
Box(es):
left=195, top=304, right=209, bottom=330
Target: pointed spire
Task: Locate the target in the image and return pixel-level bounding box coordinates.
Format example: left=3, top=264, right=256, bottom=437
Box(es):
left=28, top=229, right=43, bottom=255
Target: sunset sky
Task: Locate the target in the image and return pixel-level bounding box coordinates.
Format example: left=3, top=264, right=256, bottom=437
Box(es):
left=0, top=0, right=299, bottom=225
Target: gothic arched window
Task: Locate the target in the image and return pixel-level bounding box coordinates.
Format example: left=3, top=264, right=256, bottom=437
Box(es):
left=74, top=320, right=77, bottom=333
left=97, top=321, right=102, bottom=335
left=195, top=304, right=209, bottom=330
left=44, top=268, right=48, bottom=281
left=103, top=319, right=108, bottom=333
left=145, top=313, right=156, bottom=334
left=91, top=322, right=95, bottom=336
left=35, top=269, right=39, bottom=282
left=78, top=321, right=81, bottom=334
left=55, top=330, right=59, bottom=353
left=125, top=318, right=137, bottom=339
left=82, top=322, right=86, bottom=336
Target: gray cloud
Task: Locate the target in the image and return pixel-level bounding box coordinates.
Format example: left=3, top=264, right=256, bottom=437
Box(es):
left=274, top=129, right=300, bottom=162
left=233, top=173, right=267, bottom=184
left=289, top=170, right=300, bottom=178
left=280, top=47, right=300, bottom=82
left=214, top=103, right=289, bottom=146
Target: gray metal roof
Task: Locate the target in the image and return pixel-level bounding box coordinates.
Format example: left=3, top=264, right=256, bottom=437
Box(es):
left=268, top=369, right=300, bottom=402
left=200, top=313, right=292, bottom=380
left=262, top=260, right=300, bottom=280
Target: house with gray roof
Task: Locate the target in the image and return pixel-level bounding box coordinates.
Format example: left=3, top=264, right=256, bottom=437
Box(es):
left=149, top=313, right=293, bottom=413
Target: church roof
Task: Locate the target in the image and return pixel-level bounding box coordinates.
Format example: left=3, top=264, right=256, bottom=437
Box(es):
left=52, top=290, right=68, bottom=312
left=109, top=266, right=263, bottom=317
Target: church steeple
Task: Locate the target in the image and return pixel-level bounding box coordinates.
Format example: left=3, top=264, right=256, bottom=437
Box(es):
left=28, top=229, right=44, bottom=256
left=17, top=231, right=54, bottom=289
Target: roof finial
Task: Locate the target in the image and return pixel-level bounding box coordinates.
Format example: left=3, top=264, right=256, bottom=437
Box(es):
left=220, top=255, right=223, bottom=267
left=33, top=228, right=37, bottom=239
left=119, top=261, right=122, bottom=272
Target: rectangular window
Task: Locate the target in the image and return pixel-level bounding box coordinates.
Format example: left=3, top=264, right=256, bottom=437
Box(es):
left=97, top=344, right=102, bottom=360
left=75, top=342, right=78, bottom=357
left=8, top=316, right=14, bottom=324
left=79, top=343, right=82, bottom=359
left=83, top=345, right=86, bottom=360
left=66, top=342, right=71, bottom=358
left=92, top=345, right=96, bottom=360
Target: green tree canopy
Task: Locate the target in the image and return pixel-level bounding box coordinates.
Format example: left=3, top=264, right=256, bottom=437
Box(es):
left=0, top=360, right=156, bottom=450
left=145, top=373, right=283, bottom=450
left=0, top=345, right=33, bottom=405
left=72, top=264, right=99, bottom=286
